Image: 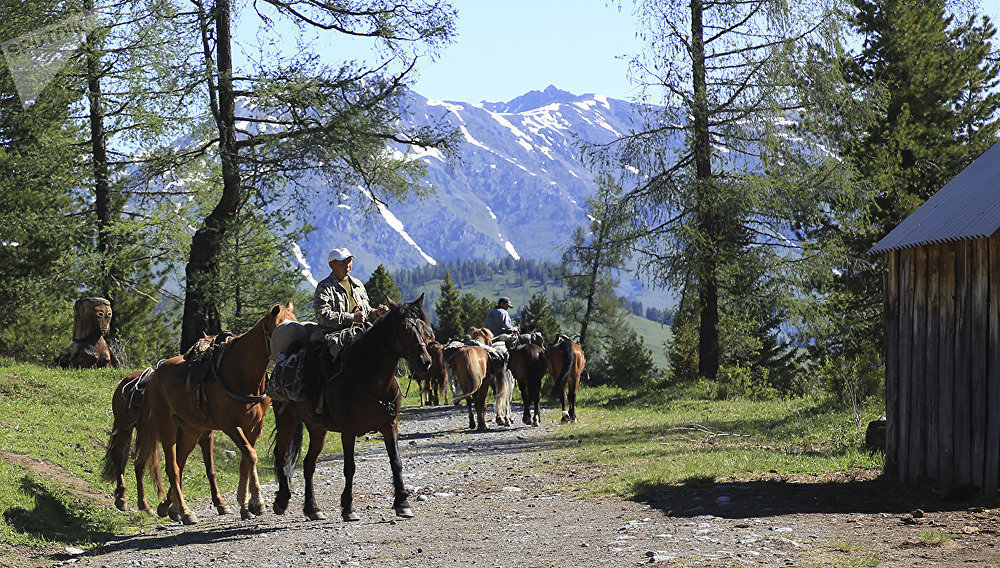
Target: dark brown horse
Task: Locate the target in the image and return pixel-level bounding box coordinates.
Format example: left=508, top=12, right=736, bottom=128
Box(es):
left=508, top=342, right=546, bottom=426
left=412, top=341, right=448, bottom=406
left=102, top=334, right=235, bottom=515
left=545, top=334, right=586, bottom=423
left=272, top=295, right=434, bottom=522
left=133, top=302, right=296, bottom=524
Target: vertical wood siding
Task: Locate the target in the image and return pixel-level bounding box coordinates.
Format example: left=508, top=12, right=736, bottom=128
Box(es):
left=885, top=235, right=998, bottom=493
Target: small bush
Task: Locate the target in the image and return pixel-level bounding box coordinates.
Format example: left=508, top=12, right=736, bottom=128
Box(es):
left=717, top=363, right=780, bottom=400
left=590, top=330, right=658, bottom=388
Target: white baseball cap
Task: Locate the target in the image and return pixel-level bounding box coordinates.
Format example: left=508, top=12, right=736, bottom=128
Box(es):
left=328, top=247, right=354, bottom=263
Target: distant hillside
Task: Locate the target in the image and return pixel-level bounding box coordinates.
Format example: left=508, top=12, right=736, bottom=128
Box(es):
left=391, top=257, right=672, bottom=369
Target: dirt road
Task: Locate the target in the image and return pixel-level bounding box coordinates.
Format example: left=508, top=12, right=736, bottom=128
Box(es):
left=28, top=403, right=1000, bottom=567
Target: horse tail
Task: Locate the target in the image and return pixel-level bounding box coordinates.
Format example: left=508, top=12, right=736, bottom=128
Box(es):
left=102, top=377, right=136, bottom=483
left=278, top=421, right=304, bottom=482
left=133, top=402, right=164, bottom=499
left=550, top=338, right=576, bottom=398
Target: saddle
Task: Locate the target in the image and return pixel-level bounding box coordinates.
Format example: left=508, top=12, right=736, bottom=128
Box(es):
left=125, top=367, right=156, bottom=410
left=176, top=332, right=234, bottom=389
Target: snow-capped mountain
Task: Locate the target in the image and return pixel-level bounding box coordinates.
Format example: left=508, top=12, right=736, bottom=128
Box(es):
left=295, top=85, right=642, bottom=284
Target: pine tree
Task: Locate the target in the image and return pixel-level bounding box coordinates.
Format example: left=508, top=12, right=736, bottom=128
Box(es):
left=433, top=272, right=464, bottom=341
left=365, top=264, right=402, bottom=306
left=517, top=293, right=561, bottom=344
left=796, top=0, right=1000, bottom=372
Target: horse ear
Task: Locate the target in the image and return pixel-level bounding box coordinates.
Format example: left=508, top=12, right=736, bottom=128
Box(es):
left=286, top=300, right=294, bottom=312
left=386, top=295, right=397, bottom=307
left=269, top=304, right=281, bottom=317
left=416, top=292, right=425, bottom=306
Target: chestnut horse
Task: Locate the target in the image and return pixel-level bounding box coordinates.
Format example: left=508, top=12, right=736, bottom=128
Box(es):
left=272, top=295, right=434, bottom=522
left=102, top=334, right=234, bottom=515
left=508, top=342, right=546, bottom=426
left=412, top=341, right=448, bottom=405
left=450, top=345, right=492, bottom=430
left=545, top=334, right=585, bottom=423
left=133, top=302, right=296, bottom=524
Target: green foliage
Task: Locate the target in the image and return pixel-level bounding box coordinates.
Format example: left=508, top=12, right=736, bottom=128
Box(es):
left=589, top=329, right=657, bottom=388
left=666, top=286, right=700, bottom=384
left=716, top=364, right=780, bottom=401
left=793, top=0, right=1000, bottom=378
left=365, top=264, right=402, bottom=305
left=433, top=272, right=465, bottom=340
left=516, top=292, right=561, bottom=344
left=816, top=348, right=885, bottom=421
left=458, top=293, right=493, bottom=335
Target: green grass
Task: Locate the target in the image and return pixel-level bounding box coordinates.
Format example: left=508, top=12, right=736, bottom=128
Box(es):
left=543, top=383, right=884, bottom=499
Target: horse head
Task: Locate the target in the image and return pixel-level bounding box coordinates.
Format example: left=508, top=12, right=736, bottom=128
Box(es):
left=384, top=293, right=434, bottom=372
left=469, top=327, right=493, bottom=345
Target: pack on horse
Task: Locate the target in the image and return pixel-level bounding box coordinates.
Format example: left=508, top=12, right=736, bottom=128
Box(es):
left=545, top=334, right=586, bottom=423
left=271, top=295, right=434, bottom=522
left=101, top=334, right=233, bottom=515
left=133, top=302, right=296, bottom=524
left=449, top=327, right=514, bottom=430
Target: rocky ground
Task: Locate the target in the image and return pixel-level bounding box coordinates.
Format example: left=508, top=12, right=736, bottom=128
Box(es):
left=14, top=403, right=1000, bottom=568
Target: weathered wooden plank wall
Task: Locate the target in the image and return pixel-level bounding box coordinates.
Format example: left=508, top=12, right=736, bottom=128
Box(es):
left=885, top=235, right=998, bottom=493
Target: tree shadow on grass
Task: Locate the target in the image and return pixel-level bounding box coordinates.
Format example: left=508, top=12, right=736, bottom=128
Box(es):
left=3, top=476, right=116, bottom=545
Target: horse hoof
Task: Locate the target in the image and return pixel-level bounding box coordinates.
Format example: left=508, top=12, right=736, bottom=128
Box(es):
left=561, top=412, right=571, bottom=423
left=240, top=508, right=252, bottom=520
left=216, top=505, right=230, bottom=515
left=181, top=512, right=198, bottom=525
left=114, top=499, right=127, bottom=512
left=156, top=502, right=170, bottom=518
left=395, top=506, right=415, bottom=518
left=249, top=501, right=264, bottom=517
left=168, top=510, right=181, bottom=522
left=342, top=511, right=360, bottom=522
left=273, top=501, right=288, bottom=515
left=307, top=510, right=327, bottom=521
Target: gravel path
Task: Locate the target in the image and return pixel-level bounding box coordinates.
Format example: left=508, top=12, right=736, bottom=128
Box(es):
left=35, top=403, right=1000, bottom=568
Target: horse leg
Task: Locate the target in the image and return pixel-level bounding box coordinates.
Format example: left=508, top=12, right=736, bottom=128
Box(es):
left=341, top=433, right=360, bottom=521
left=228, top=425, right=263, bottom=520
left=160, top=427, right=198, bottom=525
left=200, top=432, right=229, bottom=515
left=475, top=386, right=488, bottom=431
left=302, top=427, right=328, bottom=521
left=466, top=398, right=476, bottom=430
left=517, top=381, right=531, bottom=425
left=382, top=420, right=414, bottom=518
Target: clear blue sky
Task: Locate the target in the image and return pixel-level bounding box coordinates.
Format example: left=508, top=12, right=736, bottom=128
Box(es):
left=410, top=1, right=642, bottom=103
left=237, top=1, right=1000, bottom=105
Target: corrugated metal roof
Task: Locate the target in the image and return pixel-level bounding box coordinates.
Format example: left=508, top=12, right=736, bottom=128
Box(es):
left=870, top=141, right=1000, bottom=253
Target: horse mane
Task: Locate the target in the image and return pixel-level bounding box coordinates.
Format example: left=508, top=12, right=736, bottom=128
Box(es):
left=343, top=296, right=429, bottom=369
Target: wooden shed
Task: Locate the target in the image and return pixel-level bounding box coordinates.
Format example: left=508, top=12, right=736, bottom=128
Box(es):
left=871, top=141, right=1000, bottom=495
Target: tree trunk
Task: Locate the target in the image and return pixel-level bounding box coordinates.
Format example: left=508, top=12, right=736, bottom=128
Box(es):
left=690, top=0, right=719, bottom=381
left=180, top=0, right=240, bottom=351
left=84, top=0, right=117, bottom=333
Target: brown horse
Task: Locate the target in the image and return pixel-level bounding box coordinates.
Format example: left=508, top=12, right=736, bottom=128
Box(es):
left=133, top=302, right=296, bottom=524
left=545, top=334, right=585, bottom=423
left=508, top=342, right=546, bottom=426
left=412, top=341, right=448, bottom=406
left=272, top=295, right=434, bottom=522
left=102, top=334, right=234, bottom=515
left=450, top=345, right=492, bottom=430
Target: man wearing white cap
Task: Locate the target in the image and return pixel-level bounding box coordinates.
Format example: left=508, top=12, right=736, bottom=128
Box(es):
left=313, top=247, right=388, bottom=332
